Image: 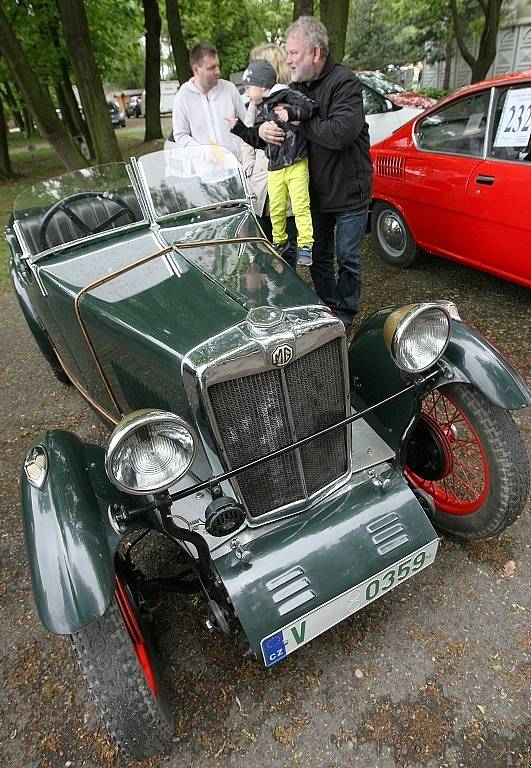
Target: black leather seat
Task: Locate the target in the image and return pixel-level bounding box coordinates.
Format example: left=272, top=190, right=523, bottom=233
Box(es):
left=18, top=191, right=143, bottom=256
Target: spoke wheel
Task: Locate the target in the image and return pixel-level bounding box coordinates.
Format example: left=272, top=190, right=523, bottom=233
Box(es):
left=71, top=558, right=173, bottom=758
left=405, top=384, right=529, bottom=539
left=405, top=389, right=489, bottom=515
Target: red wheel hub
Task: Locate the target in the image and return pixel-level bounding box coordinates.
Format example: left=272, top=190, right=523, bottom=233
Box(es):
left=115, top=574, right=158, bottom=697
left=405, top=389, right=489, bottom=515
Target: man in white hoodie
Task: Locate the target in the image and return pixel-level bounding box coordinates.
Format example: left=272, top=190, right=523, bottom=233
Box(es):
left=171, top=42, right=246, bottom=161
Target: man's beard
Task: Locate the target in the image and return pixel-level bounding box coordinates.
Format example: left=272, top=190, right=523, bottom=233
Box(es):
left=291, top=61, right=315, bottom=83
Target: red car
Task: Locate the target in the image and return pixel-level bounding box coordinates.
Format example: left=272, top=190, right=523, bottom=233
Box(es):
left=370, top=70, right=531, bottom=288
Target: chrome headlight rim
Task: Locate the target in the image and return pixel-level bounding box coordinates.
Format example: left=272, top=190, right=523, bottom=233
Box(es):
left=385, top=302, right=452, bottom=373
left=105, top=409, right=196, bottom=495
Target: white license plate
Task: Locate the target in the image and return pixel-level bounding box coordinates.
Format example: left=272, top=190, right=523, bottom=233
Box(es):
left=261, top=539, right=439, bottom=667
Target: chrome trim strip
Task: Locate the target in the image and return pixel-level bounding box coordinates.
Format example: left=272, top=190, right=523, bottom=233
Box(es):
left=13, top=219, right=31, bottom=260
left=131, top=155, right=158, bottom=221
left=128, top=157, right=154, bottom=222
left=155, top=200, right=250, bottom=224
left=483, top=86, right=497, bottom=160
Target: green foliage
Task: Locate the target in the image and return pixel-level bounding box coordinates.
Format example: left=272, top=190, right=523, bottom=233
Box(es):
left=419, top=86, right=452, bottom=100
left=85, top=0, right=145, bottom=86
left=178, top=0, right=293, bottom=76
left=345, top=0, right=427, bottom=70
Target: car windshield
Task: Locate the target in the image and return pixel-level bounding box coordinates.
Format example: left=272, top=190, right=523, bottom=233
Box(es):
left=137, top=145, right=246, bottom=218
left=12, top=146, right=247, bottom=257
left=357, top=72, right=406, bottom=95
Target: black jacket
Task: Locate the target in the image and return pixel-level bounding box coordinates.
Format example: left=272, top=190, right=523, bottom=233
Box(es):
left=293, top=56, right=372, bottom=212
left=231, top=84, right=317, bottom=171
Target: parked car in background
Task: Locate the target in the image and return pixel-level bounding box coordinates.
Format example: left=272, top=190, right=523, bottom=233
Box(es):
left=125, top=95, right=141, bottom=118
left=107, top=100, right=126, bottom=128
left=141, top=81, right=180, bottom=116
left=357, top=71, right=436, bottom=145
left=370, top=70, right=531, bottom=288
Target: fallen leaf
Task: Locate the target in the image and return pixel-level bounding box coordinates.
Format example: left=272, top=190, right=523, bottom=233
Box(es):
left=502, top=560, right=516, bottom=578
left=476, top=704, right=486, bottom=715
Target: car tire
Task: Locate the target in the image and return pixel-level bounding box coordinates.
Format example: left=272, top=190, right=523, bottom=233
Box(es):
left=71, top=566, right=173, bottom=758
left=404, top=384, right=529, bottom=540
left=372, top=201, right=418, bottom=267
left=120, top=120, right=126, bottom=128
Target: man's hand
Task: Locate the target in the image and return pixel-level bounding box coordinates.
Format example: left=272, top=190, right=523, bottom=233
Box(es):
left=259, top=120, right=285, bottom=145
left=225, top=116, right=238, bottom=129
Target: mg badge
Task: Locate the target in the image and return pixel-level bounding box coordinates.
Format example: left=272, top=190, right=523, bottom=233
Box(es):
left=271, top=344, right=293, bottom=367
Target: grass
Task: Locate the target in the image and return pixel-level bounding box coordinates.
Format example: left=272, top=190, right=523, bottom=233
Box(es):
left=0, top=127, right=169, bottom=292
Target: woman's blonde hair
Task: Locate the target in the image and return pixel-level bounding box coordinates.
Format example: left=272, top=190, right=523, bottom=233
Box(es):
left=250, top=43, right=290, bottom=84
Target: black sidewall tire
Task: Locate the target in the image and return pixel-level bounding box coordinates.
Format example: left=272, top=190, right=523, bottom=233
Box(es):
left=373, top=200, right=417, bottom=267
left=71, top=593, right=173, bottom=759
left=407, top=384, right=530, bottom=540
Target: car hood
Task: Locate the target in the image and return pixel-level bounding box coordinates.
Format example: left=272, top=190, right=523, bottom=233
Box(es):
left=38, top=211, right=317, bottom=420
left=386, top=92, right=435, bottom=109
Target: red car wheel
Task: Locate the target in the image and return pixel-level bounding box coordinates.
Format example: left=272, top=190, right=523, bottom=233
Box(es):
left=405, top=384, right=529, bottom=539
left=71, top=560, right=173, bottom=758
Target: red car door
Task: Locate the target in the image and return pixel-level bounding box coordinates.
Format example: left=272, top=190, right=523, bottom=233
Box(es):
left=404, top=89, right=491, bottom=265
left=465, top=83, right=531, bottom=287
left=404, top=153, right=483, bottom=263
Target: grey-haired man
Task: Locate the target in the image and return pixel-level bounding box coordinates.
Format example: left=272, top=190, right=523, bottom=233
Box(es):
left=260, top=17, right=373, bottom=330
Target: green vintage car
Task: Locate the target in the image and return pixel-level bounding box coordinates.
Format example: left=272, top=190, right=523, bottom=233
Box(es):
left=7, top=145, right=530, bottom=758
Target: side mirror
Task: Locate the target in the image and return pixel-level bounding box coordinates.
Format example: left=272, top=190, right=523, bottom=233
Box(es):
left=384, top=99, right=395, bottom=112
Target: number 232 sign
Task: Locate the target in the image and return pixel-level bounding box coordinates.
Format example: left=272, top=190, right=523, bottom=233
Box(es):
left=494, top=87, right=531, bottom=148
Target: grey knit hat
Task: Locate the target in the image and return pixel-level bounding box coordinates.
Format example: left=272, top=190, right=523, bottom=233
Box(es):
left=242, top=59, right=277, bottom=88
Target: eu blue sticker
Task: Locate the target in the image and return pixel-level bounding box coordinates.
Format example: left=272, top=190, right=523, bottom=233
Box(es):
left=262, top=631, right=286, bottom=667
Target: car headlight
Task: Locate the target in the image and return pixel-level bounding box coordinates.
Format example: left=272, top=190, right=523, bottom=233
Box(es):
left=106, top=409, right=195, bottom=495
left=383, top=303, right=451, bottom=373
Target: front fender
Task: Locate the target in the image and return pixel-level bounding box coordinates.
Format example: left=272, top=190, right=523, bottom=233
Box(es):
left=435, top=320, right=530, bottom=409
left=20, top=430, right=125, bottom=635
left=348, top=307, right=530, bottom=452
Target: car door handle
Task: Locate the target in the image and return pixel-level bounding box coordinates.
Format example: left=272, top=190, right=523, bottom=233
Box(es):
left=476, top=175, right=495, bottom=185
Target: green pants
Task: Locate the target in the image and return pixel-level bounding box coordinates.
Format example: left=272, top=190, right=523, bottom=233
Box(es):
left=267, top=157, right=313, bottom=247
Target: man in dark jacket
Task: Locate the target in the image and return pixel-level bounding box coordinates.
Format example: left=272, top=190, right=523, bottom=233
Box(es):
left=260, top=16, right=373, bottom=330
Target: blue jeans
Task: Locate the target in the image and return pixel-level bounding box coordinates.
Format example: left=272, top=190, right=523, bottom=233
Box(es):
left=310, top=207, right=368, bottom=323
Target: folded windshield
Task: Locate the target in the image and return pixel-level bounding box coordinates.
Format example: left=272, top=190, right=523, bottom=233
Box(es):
left=137, top=145, right=246, bottom=218
left=13, top=146, right=247, bottom=257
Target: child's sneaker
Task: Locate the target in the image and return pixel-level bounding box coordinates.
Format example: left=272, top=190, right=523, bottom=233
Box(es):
left=297, top=245, right=313, bottom=266
left=273, top=240, right=289, bottom=257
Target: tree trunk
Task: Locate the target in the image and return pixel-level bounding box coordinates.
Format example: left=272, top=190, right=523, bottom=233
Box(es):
left=0, top=94, right=14, bottom=179
left=59, top=59, right=94, bottom=158
left=143, top=0, right=163, bottom=141
left=293, top=0, right=314, bottom=21
left=0, top=77, right=24, bottom=132
left=320, top=0, right=349, bottom=62
left=450, top=0, right=502, bottom=84
left=22, top=106, right=33, bottom=138
left=165, top=0, right=191, bottom=84
left=443, top=40, right=452, bottom=90
left=0, top=5, right=84, bottom=169
left=56, top=0, right=121, bottom=163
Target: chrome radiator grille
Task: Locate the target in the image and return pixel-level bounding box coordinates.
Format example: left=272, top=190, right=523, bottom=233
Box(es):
left=207, top=338, right=348, bottom=519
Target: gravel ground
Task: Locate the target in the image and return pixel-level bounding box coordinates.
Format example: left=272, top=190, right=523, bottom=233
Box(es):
left=0, top=237, right=529, bottom=768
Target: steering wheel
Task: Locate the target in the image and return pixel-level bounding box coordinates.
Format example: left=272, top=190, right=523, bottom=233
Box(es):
left=38, top=191, right=136, bottom=251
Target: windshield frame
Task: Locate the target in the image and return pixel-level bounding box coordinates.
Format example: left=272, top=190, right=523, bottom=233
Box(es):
left=134, top=146, right=250, bottom=224
left=15, top=147, right=253, bottom=264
